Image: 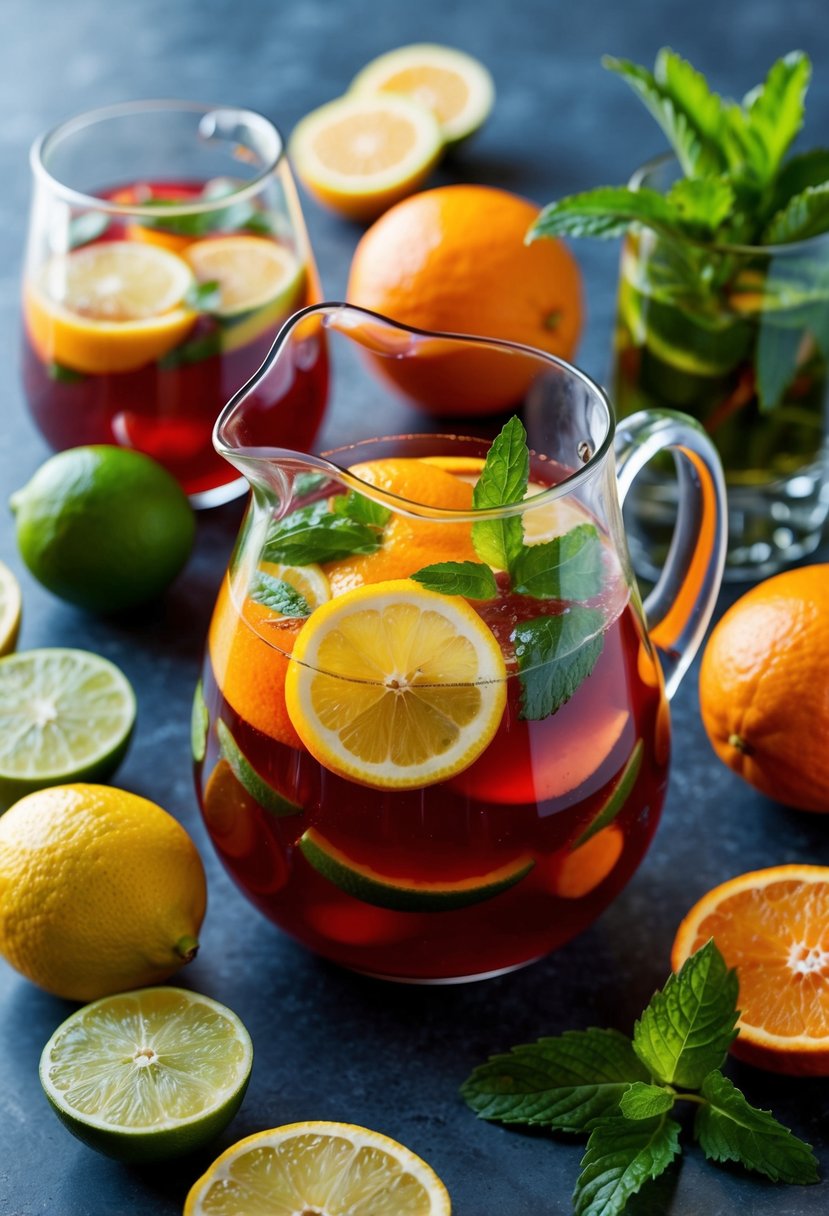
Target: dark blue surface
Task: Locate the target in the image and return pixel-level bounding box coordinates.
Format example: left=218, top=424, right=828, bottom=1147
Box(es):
left=1, top=2, right=828, bottom=1213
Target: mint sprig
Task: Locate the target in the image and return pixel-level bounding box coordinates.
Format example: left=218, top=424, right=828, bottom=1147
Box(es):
left=412, top=561, right=498, bottom=600
left=513, top=608, right=604, bottom=720
left=251, top=571, right=310, bottom=617
left=471, top=415, right=528, bottom=571
left=462, top=941, right=819, bottom=1213
left=263, top=491, right=389, bottom=566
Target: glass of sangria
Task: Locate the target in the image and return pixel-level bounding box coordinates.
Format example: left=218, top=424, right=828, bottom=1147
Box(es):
left=22, top=101, right=327, bottom=506
left=192, top=304, right=727, bottom=982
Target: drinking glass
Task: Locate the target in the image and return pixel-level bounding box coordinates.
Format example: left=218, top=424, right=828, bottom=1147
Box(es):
left=22, top=101, right=327, bottom=506
left=193, top=303, right=727, bottom=982
left=614, top=154, right=829, bottom=578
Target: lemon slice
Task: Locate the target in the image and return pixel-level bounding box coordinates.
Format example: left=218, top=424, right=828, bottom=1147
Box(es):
left=23, top=241, right=196, bottom=374
left=0, top=561, right=21, bottom=656
left=40, top=987, right=253, bottom=1163
left=185, top=235, right=305, bottom=319
left=351, top=43, right=495, bottom=143
left=290, top=94, right=443, bottom=221
left=184, top=1121, right=451, bottom=1215
left=0, top=647, right=135, bottom=810
left=285, top=579, right=506, bottom=790
left=258, top=559, right=331, bottom=615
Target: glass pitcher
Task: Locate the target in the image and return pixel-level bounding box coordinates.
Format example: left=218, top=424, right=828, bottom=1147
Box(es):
left=193, top=303, right=727, bottom=983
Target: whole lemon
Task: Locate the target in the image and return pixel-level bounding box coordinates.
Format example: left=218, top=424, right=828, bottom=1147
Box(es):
left=0, top=784, right=207, bottom=1000
left=10, top=445, right=195, bottom=613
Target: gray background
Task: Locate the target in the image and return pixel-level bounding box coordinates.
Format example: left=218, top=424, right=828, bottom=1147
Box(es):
left=0, top=1, right=828, bottom=1213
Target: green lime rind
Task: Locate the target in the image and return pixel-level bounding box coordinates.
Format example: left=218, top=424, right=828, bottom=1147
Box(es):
left=299, top=827, right=535, bottom=912
left=572, top=739, right=644, bottom=849
left=216, top=719, right=301, bottom=818
left=191, top=679, right=208, bottom=763
left=39, top=987, right=252, bottom=1164
left=0, top=648, right=136, bottom=812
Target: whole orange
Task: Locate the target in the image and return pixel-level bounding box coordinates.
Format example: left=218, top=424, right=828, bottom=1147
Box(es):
left=699, top=564, right=829, bottom=812
left=346, top=184, right=582, bottom=415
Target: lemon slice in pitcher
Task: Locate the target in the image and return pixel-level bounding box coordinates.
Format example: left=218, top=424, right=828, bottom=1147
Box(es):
left=285, top=579, right=506, bottom=789
left=185, top=235, right=304, bottom=318
left=24, top=242, right=196, bottom=373
left=184, top=1121, right=451, bottom=1215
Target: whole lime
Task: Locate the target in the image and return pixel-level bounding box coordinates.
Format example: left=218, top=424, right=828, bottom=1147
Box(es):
left=10, top=446, right=195, bottom=612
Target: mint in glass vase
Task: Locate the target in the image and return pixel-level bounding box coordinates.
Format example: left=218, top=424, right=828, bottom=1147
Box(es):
left=531, top=48, right=829, bottom=577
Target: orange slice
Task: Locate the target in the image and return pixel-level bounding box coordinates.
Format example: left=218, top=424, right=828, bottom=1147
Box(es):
left=351, top=43, right=494, bottom=144
left=672, top=865, right=829, bottom=1075
left=23, top=242, right=196, bottom=373
left=289, top=94, right=443, bottom=220
left=285, top=579, right=507, bottom=789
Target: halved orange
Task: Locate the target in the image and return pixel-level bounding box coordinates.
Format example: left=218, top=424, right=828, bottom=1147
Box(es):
left=672, top=866, right=829, bottom=1075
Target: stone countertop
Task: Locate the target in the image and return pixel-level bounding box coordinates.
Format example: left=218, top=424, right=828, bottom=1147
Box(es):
left=0, top=2, right=827, bottom=1213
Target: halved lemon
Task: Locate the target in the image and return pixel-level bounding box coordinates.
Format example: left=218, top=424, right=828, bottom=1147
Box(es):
left=184, top=1121, right=451, bottom=1215
left=290, top=94, right=443, bottom=221
left=351, top=43, right=495, bottom=143
left=0, top=561, right=21, bottom=656
left=23, top=241, right=196, bottom=374
left=285, top=579, right=506, bottom=789
left=184, top=235, right=305, bottom=319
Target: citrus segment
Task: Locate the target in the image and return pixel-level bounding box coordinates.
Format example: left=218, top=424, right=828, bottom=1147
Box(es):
left=24, top=241, right=196, bottom=373
left=184, top=1121, right=451, bottom=1215
left=300, top=826, right=533, bottom=912
left=0, top=648, right=135, bottom=809
left=40, top=987, right=252, bottom=1162
left=285, top=579, right=507, bottom=790
left=351, top=43, right=494, bottom=143
left=0, top=561, right=21, bottom=656
left=184, top=236, right=304, bottom=318
left=324, top=459, right=477, bottom=595
left=290, top=94, right=443, bottom=220
left=672, top=866, right=829, bottom=1075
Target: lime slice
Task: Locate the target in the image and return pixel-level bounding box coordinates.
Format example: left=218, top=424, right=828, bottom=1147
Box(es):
left=351, top=43, right=495, bottom=143
left=572, top=739, right=644, bottom=847
left=0, top=648, right=136, bottom=810
left=0, top=561, right=21, bottom=656
left=289, top=94, right=443, bottom=221
left=300, top=826, right=533, bottom=911
left=185, top=236, right=304, bottom=319
left=185, top=1121, right=451, bottom=1215
left=216, top=718, right=301, bottom=817
left=39, top=987, right=253, bottom=1163
left=191, top=678, right=208, bottom=762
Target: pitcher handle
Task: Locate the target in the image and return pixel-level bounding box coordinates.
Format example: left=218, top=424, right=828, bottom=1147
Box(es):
left=615, top=409, right=727, bottom=700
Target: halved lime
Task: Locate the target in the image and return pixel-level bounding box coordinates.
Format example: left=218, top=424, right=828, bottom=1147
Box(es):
left=0, top=561, right=21, bottom=656
left=299, top=826, right=534, bottom=911
left=39, top=987, right=253, bottom=1163
left=351, top=43, right=495, bottom=143
left=0, top=648, right=136, bottom=810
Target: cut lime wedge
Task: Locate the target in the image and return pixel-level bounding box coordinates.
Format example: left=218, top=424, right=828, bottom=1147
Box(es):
left=39, top=987, right=253, bottom=1163
left=0, top=560, right=21, bottom=656
left=0, top=648, right=136, bottom=810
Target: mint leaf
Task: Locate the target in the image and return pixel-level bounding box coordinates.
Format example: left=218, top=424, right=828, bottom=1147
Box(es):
left=695, top=1070, right=819, bottom=1185
left=654, top=48, right=728, bottom=160
left=68, top=210, right=110, bottom=249
left=667, top=178, right=734, bottom=232
left=530, top=186, right=690, bottom=242
left=619, top=1082, right=675, bottom=1121
left=769, top=149, right=829, bottom=217
left=332, top=490, right=391, bottom=528
left=513, top=607, right=604, bottom=721
left=573, top=740, right=644, bottom=847
left=461, top=1028, right=648, bottom=1133
left=412, top=561, right=498, bottom=599
left=764, top=182, right=829, bottom=243
left=741, top=51, right=810, bottom=184
left=216, top=719, right=301, bottom=818
left=602, top=56, right=719, bottom=178
left=263, top=504, right=382, bottom=565
left=185, top=279, right=222, bottom=312
left=511, top=524, right=603, bottom=601
left=574, top=1114, right=681, bottom=1216
left=251, top=571, right=310, bottom=617
left=633, top=940, right=739, bottom=1088
left=47, top=362, right=87, bottom=384
left=754, top=320, right=803, bottom=413
left=471, top=416, right=529, bottom=571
